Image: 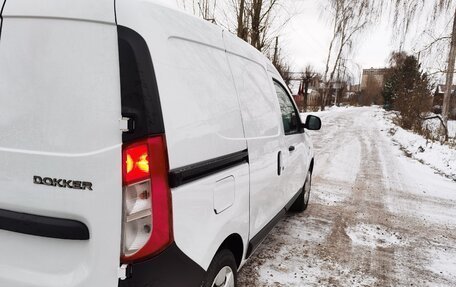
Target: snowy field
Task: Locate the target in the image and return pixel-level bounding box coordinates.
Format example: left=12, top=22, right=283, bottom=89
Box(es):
left=238, top=106, right=456, bottom=287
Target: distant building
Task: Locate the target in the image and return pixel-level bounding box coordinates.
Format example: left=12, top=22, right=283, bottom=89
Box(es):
left=348, top=84, right=360, bottom=92
left=360, top=68, right=388, bottom=105
left=293, top=88, right=321, bottom=110
left=433, top=85, right=455, bottom=106
left=360, top=68, right=389, bottom=90
left=433, top=85, right=456, bottom=119
left=291, top=75, right=323, bottom=109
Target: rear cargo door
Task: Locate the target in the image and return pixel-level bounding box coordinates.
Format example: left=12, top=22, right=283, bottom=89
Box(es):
left=0, top=0, right=5, bottom=35
left=0, top=1, right=122, bottom=287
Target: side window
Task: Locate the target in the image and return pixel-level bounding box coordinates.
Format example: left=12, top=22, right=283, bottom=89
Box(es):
left=274, top=81, right=299, bottom=135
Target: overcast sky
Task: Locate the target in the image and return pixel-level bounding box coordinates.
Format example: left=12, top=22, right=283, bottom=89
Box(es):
left=279, top=1, right=451, bottom=83
left=280, top=1, right=393, bottom=78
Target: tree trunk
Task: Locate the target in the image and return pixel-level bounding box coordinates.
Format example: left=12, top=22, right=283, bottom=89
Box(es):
left=321, top=0, right=341, bottom=111
left=322, top=35, right=336, bottom=111
left=237, top=0, right=247, bottom=40
left=251, top=0, right=263, bottom=51
left=442, top=8, right=456, bottom=137
left=304, top=79, right=309, bottom=112
left=273, top=36, right=278, bottom=65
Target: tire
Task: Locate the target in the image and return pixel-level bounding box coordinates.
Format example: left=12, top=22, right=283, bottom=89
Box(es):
left=289, top=171, right=312, bottom=212
left=201, top=249, right=238, bottom=287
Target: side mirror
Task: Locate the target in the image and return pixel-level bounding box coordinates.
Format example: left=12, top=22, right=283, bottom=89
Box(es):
left=304, top=115, right=321, bottom=131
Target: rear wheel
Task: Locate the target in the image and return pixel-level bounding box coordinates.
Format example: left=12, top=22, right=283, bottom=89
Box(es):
left=202, top=249, right=237, bottom=287
left=289, top=171, right=312, bottom=212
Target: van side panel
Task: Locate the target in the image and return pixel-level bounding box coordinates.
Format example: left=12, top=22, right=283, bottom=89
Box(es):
left=171, top=165, right=249, bottom=270
left=162, top=36, right=246, bottom=166
left=116, top=0, right=249, bottom=272
left=0, top=2, right=122, bottom=287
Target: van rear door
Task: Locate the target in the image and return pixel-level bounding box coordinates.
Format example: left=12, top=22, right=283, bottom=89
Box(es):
left=0, top=0, right=5, bottom=35
left=0, top=1, right=122, bottom=286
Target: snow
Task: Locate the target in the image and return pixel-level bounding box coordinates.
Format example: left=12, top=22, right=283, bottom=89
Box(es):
left=346, top=223, right=406, bottom=249
left=427, top=247, right=456, bottom=283
left=450, top=121, right=456, bottom=138
left=423, top=117, right=456, bottom=139
left=257, top=255, right=377, bottom=287
left=323, top=138, right=362, bottom=183
left=376, top=109, right=456, bottom=181
left=312, top=184, right=349, bottom=206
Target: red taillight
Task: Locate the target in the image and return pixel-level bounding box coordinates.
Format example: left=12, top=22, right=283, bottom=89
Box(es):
left=124, top=144, right=150, bottom=185
left=121, top=136, right=173, bottom=263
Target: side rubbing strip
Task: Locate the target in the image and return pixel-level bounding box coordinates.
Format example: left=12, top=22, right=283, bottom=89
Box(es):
left=0, top=209, right=89, bottom=240
left=169, top=150, right=249, bottom=188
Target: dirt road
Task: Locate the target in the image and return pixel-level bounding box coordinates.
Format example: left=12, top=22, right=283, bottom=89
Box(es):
left=238, top=107, right=456, bottom=287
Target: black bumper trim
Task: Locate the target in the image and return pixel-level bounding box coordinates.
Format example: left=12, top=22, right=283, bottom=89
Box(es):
left=118, top=242, right=205, bottom=287
left=0, top=208, right=89, bottom=240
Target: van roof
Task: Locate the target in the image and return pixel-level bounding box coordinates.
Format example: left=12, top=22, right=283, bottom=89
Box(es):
left=2, top=0, right=116, bottom=24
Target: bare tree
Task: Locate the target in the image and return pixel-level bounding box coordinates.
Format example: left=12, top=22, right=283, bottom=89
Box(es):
left=303, top=66, right=317, bottom=112
left=178, top=0, right=294, bottom=87
left=271, top=37, right=292, bottom=87
left=178, top=0, right=218, bottom=21
left=199, top=0, right=218, bottom=21
left=230, top=0, right=295, bottom=82
left=230, top=0, right=281, bottom=52
left=237, top=0, right=248, bottom=40
left=180, top=0, right=289, bottom=53
left=321, top=0, right=379, bottom=110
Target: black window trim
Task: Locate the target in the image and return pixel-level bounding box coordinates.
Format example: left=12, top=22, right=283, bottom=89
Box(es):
left=272, top=79, right=304, bottom=136
left=117, top=25, right=165, bottom=143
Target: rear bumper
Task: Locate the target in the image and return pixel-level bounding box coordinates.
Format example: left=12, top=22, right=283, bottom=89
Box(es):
left=118, top=243, right=205, bottom=287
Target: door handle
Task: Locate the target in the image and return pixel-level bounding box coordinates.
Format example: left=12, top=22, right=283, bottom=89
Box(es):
left=277, top=151, right=282, bottom=176
left=288, top=145, right=295, bottom=152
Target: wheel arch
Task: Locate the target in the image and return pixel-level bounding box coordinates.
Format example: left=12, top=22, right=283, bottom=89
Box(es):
left=217, top=233, right=244, bottom=268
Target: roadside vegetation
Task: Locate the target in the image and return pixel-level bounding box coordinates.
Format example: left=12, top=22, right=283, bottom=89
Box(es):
left=382, top=53, right=434, bottom=137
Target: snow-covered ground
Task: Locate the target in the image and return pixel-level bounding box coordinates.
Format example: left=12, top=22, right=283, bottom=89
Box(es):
left=379, top=110, right=456, bottom=181
left=239, top=106, right=456, bottom=287
left=422, top=116, right=456, bottom=139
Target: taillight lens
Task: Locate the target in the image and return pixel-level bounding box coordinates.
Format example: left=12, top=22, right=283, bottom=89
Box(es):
left=121, top=136, right=173, bottom=262
left=124, top=144, right=150, bottom=184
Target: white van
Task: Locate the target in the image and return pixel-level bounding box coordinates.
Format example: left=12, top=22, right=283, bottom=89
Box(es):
left=0, top=1, right=321, bottom=286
